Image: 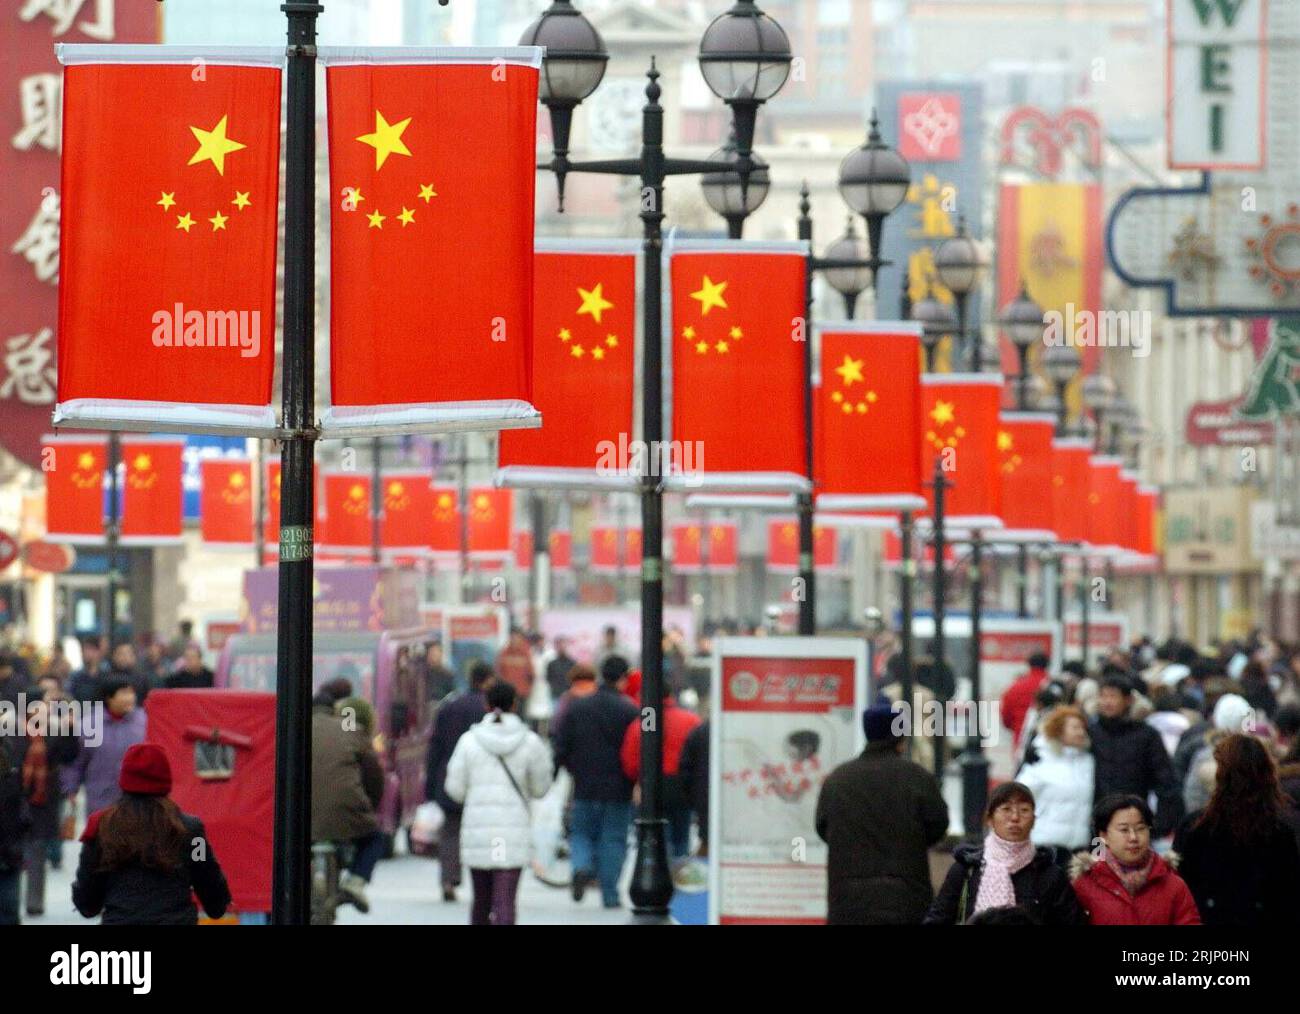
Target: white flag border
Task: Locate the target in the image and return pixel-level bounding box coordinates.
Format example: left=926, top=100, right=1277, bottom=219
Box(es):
left=318, top=46, right=543, bottom=68
left=57, top=44, right=286, bottom=67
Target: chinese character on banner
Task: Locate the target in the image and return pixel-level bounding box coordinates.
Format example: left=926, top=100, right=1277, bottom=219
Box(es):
left=13, top=74, right=61, bottom=152
left=1, top=327, right=56, bottom=404
left=11, top=192, right=59, bottom=284
left=19, top=0, right=115, bottom=39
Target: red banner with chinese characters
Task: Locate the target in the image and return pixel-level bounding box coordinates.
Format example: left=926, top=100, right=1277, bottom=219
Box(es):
left=1, top=6, right=158, bottom=468
left=816, top=327, right=924, bottom=506
left=920, top=375, right=1003, bottom=528
left=200, top=458, right=253, bottom=547
left=997, top=412, right=1056, bottom=539
left=499, top=245, right=637, bottom=473
left=324, top=54, right=539, bottom=430
left=669, top=245, right=807, bottom=484
left=767, top=519, right=837, bottom=572
left=57, top=52, right=281, bottom=431
left=672, top=522, right=739, bottom=574
left=42, top=436, right=105, bottom=543
left=120, top=439, right=183, bottom=544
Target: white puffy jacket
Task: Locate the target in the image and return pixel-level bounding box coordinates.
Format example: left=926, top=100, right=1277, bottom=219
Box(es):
left=445, top=711, right=553, bottom=869
left=1017, top=734, right=1094, bottom=850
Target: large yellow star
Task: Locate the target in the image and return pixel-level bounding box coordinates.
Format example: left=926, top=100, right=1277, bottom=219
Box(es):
left=835, top=354, right=865, bottom=387
left=188, top=115, right=246, bottom=176
left=930, top=400, right=955, bottom=426
left=691, top=275, right=729, bottom=315
left=356, top=110, right=412, bottom=171
left=576, top=283, right=614, bottom=323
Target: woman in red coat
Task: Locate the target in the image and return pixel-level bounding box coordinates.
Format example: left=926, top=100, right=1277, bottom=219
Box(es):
left=1071, top=794, right=1200, bottom=925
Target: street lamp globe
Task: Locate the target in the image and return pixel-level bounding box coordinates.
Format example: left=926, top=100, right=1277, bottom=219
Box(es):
left=934, top=217, right=988, bottom=296
left=910, top=295, right=957, bottom=364
left=701, top=141, right=771, bottom=218
left=822, top=217, right=873, bottom=299
left=1020, top=373, right=1050, bottom=409
left=520, top=0, right=608, bottom=105
left=1042, top=343, right=1082, bottom=386
left=698, top=0, right=793, bottom=104
left=1082, top=373, right=1117, bottom=415
left=998, top=285, right=1045, bottom=349
left=837, top=111, right=911, bottom=217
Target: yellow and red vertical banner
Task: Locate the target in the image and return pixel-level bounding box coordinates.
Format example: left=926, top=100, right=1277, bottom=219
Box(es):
left=671, top=523, right=739, bottom=574
left=767, top=519, right=837, bottom=572
left=467, top=488, right=512, bottom=560
left=498, top=242, right=638, bottom=484
left=512, top=530, right=575, bottom=571
left=1050, top=438, right=1092, bottom=544
left=262, top=460, right=281, bottom=563
left=56, top=47, right=282, bottom=433
left=920, top=375, right=1003, bottom=529
left=200, top=458, right=254, bottom=547
left=318, top=474, right=373, bottom=553
left=380, top=473, right=435, bottom=556
left=42, top=435, right=106, bottom=543
left=322, top=50, right=541, bottom=435
left=1085, top=456, right=1125, bottom=555
left=590, top=526, right=642, bottom=572
left=668, top=242, right=809, bottom=490
left=815, top=324, right=926, bottom=511
left=429, top=486, right=461, bottom=560
left=997, top=412, right=1057, bottom=540
left=120, top=439, right=184, bottom=544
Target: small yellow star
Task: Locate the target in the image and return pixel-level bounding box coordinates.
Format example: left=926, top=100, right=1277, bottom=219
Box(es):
left=956, top=426, right=966, bottom=438
left=570, top=344, right=585, bottom=358
left=209, top=211, right=228, bottom=231
left=558, top=327, right=571, bottom=342
left=855, top=402, right=868, bottom=414
left=715, top=340, right=729, bottom=353
left=397, top=207, right=415, bottom=227
left=695, top=341, right=709, bottom=354
left=591, top=347, right=605, bottom=361
left=831, top=391, right=844, bottom=403
left=997, top=431, right=1014, bottom=452
left=691, top=275, right=729, bottom=315
left=347, top=188, right=363, bottom=206
left=683, top=325, right=696, bottom=340
left=418, top=183, right=437, bottom=203
left=367, top=211, right=386, bottom=229
left=176, top=212, right=195, bottom=233
left=157, top=192, right=176, bottom=210
left=867, top=391, right=878, bottom=403
left=729, top=326, right=743, bottom=339
left=841, top=402, right=853, bottom=414
left=605, top=334, right=618, bottom=348
left=232, top=191, right=251, bottom=210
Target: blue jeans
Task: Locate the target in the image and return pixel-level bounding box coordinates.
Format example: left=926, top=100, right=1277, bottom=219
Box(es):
left=350, top=832, right=386, bottom=883
left=667, top=804, right=692, bottom=863
left=569, top=799, right=632, bottom=905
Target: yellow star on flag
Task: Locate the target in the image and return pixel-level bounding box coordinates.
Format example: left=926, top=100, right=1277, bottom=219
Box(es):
left=367, top=211, right=386, bottom=229
left=577, top=283, right=614, bottom=323
left=356, top=110, right=412, bottom=171
left=397, top=207, right=415, bottom=227
left=558, top=327, right=571, bottom=342
left=683, top=325, right=696, bottom=340
left=930, top=400, right=955, bottom=426
left=605, top=335, right=618, bottom=348
left=157, top=192, right=175, bottom=210
left=835, top=355, right=865, bottom=387
left=176, top=212, right=196, bottom=233
left=188, top=115, right=246, bottom=176
left=232, top=191, right=251, bottom=210
left=695, top=341, right=709, bottom=355
left=208, top=211, right=228, bottom=231
left=997, top=431, right=1014, bottom=452
left=729, top=326, right=743, bottom=339
left=715, top=340, right=729, bottom=353
left=592, top=347, right=605, bottom=361
left=571, top=344, right=585, bottom=358
left=691, top=275, right=728, bottom=315
left=418, top=183, right=437, bottom=203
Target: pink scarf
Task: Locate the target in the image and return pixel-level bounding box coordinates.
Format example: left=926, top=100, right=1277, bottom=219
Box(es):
left=972, top=832, right=1036, bottom=917
left=1103, top=846, right=1154, bottom=896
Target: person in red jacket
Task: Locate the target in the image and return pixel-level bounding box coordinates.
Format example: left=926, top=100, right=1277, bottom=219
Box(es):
left=1070, top=793, right=1200, bottom=925
left=1001, top=652, right=1051, bottom=751
left=621, top=684, right=701, bottom=866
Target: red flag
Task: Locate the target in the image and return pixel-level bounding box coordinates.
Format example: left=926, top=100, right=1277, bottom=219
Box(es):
left=920, top=375, right=1003, bottom=528
left=499, top=244, right=637, bottom=477
left=468, top=488, right=512, bottom=559
left=590, top=526, right=641, bottom=572
left=671, top=523, right=739, bottom=574
left=43, top=436, right=105, bottom=543
left=997, top=413, right=1056, bottom=540
left=430, top=487, right=460, bottom=558
left=550, top=530, right=573, bottom=571
left=262, top=461, right=281, bottom=561
left=200, top=459, right=253, bottom=547
left=380, top=473, right=434, bottom=554
left=121, top=440, right=183, bottom=544
left=882, top=528, right=956, bottom=569
left=1050, top=439, right=1091, bottom=544
left=324, top=53, right=540, bottom=433
left=512, top=530, right=533, bottom=570
left=767, top=519, right=837, bottom=571
left=57, top=52, right=280, bottom=432
left=669, top=245, right=807, bottom=487
left=1086, top=456, right=1125, bottom=554
left=319, top=474, right=373, bottom=552
left=816, top=326, right=925, bottom=509
left=1137, top=485, right=1159, bottom=558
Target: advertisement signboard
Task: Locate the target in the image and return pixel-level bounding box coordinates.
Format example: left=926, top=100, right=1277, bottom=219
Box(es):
left=708, top=637, right=867, bottom=925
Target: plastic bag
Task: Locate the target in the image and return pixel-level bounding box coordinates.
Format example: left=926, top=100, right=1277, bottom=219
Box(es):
left=408, top=801, right=445, bottom=850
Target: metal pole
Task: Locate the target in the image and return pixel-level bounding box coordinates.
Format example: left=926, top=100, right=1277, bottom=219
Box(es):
left=899, top=509, right=915, bottom=760
left=371, top=437, right=382, bottom=565
left=530, top=492, right=547, bottom=632
left=1080, top=555, right=1091, bottom=669
left=700, top=517, right=712, bottom=627
left=254, top=439, right=266, bottom=569
left=105, top=431, right=121, bottom=642
left=956, top=291, right=972, bottom=372
left=961, top=531, right=989, bottom=837
left=1017, top=543, right=1029, bottom=618
left=271, top=0, right=320, bottom=927
left=796, top=184, right=816, bottom=635
left=930, top=457, right=948, bottom=780
left=629, top=62, right=672, bottom=918
left=458, top=434, right=469, bottom=604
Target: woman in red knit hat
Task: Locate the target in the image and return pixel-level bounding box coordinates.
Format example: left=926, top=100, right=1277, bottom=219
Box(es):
left=71, top=743, right=231, bottom=925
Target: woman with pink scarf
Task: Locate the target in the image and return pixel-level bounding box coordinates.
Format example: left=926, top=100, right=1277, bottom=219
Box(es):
left=925, top=782, right=1085, bottom=925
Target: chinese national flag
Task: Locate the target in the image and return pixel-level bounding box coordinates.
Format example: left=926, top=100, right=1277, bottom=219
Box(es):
left=766, top=519, right=837, bottom=571
left=1137, top=486, right=1158, bottom=557
left=499, top=247, right=637, bottom=471
left=468, top=488, right=512, bottom=558
left=326, top=57, right=538, bottom=419
left=550, top=530, right=573, bottom=571
left=512, top=530, right=532, bottom=570
left=1050, top=439, right=1091, bottom=544
left=380, top=473, right=434, bottom=553
left=921, top=375, right=1003, bottom=527
left=817, top=327, right=924, bottom=505
left=430, top=486, right=460, bottom=556
left=997, top=413, right=1056, bottom=539
left=200, top=459, right=253, bottom=546
left=121, top=440, right=183, bottom=543
left=262, top=461, right=281, bottom=560
left=1117, top=472, right=1139, bottom=553
left=1086, top=456, right=1125, bottom=553
left=882, top=529, right=956, bottom=568
left=670, top=247, right=807, bottom=482
left=672, top=523, right=739, bottom=573
left=590, top=526, right=641, bottom=571
left=57, top=54, right=280, bottom=424
left=319, top=474, right=373, bottom=550
left=43, top=437, right=105, bottom=543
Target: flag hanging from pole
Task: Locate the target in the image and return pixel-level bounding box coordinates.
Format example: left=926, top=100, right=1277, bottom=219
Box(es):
left=1050, top=438, right=1091, bottom=545
left=671, top=523, right=739, bottom=574
left=590, top=526, right=642, bottom=572
left=321, top=48, right=543, bottom=437
left=920, top=374, right=1004, bottom=529
left=42, top=435, right=106, bottom=544
left=120, top=439, right=184, bottom=544
left=1086, top=455, right=1125, bottom=556
left=55, top=46, right=282, bottom=435
left=318, top=474, right=374, bottom=554
left=997, top=412, right=1057, bottom=541
left=767, top=519, right=837, bottom=572
left=200, top=458, right=253, bottom=547
left=380, top=473, right=435, bottom=557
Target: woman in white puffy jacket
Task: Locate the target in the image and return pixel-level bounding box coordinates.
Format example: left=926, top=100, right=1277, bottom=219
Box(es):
left=1016, top=705, right=1095, bottom=859
left=445, top=680, right=553, bottom=925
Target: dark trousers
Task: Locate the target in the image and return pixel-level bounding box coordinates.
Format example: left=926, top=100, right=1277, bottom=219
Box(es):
left=569, top=798, right=632, bottom=905
left=24, top=838, right=49, bottom=912
left=0, top=869, right=18, bottom=926
left=439, top=810, right=463, bottom=889
left=469, top=867, right=522, bottom=925
left=349, top=831, right=386, bottom=883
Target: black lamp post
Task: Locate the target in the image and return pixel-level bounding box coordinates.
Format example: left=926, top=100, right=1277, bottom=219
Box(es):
left=837, top=110, right=912, bottom=284
left=934, top=215, right=988, bottom=371
left=1042, top=343, right=1082, bottom=435
left=526, top=0, right=790, bottom=920
left=999, top=284, right=1044, bottom=411
left=701, top=135, right=770, bottom=239
left=820, top=216, right=873, bottom=318
left=1083, top=373, right=1117, bottom=453
left=911, top=295, right=957, bottom=372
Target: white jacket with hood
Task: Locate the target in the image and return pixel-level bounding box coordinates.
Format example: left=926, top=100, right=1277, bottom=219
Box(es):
left=1016, top=733, right=1095, bottom=850
left=445, top=710, right=553, bottom=869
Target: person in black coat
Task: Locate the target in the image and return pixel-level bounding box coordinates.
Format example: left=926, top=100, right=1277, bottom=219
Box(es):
left=424, top=660, right=490, bottom=901
left=1090, top=675, right=1182, bottom=836
left=0, top=734, right=29, bottom=925
left=17, top=688, right=81, bottom=917
left=72, top=743, right=229, bottom=925
left=544, top=636, right=577, bottom=700
left=817, top=704, right=949, bottom=924
left=678, top=719, right=710, bottom=856
left=926, top=781, right=1086, bottom=925
left=163, top=646, right=215, bottom=690
left=1173, top=734, right=1300, bottom=927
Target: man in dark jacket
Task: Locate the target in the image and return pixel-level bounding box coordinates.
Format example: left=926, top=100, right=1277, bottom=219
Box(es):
left=1090, top=674, right=1182, bottom=836
left=0, top=734, right=28, bottom=925
left=424, top=660, right=490, bottom=902
left=553, top=654, right=639, bottom=907
left=544, top=635, right=577, bottom=700
left=164, top=646, right=214, bottom=690
left=678, top=719, right=710, bottom=856
left=67, top=636, right=108, bottom=704
left=816, top=703, right=950, bottom=925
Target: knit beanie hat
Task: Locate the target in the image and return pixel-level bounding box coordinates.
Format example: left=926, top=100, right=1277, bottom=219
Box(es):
left=118, top=742, right=172, bottom=796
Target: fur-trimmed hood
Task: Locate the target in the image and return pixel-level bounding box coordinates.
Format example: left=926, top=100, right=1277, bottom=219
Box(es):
left=1068, top=848, right=1179, bottom=884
